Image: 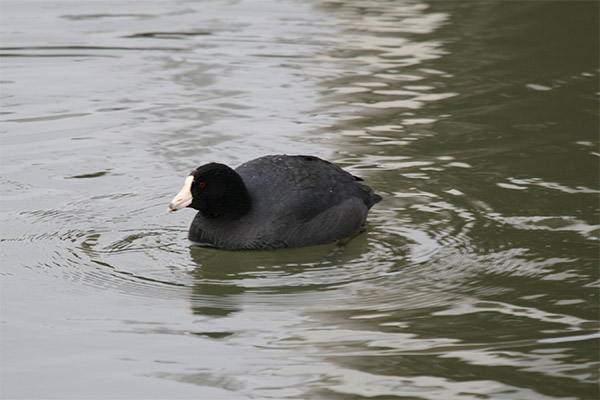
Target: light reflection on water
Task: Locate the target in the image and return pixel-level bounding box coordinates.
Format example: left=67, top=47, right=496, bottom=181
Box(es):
left=1, top=0, right=598, bottom=399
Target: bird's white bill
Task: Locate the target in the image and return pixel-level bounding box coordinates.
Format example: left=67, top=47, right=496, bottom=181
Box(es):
left=168, top=175, right=194, bottom=213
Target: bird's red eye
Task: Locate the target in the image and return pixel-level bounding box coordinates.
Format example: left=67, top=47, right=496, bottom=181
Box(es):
left=198, top=182, right=206, bottom=188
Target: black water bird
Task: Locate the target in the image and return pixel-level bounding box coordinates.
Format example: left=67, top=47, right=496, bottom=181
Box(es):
left=168, top=155, right=381, bottom=250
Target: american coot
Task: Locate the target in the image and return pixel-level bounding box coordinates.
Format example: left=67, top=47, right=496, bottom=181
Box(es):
left=168, top=155, right=381, bottom=250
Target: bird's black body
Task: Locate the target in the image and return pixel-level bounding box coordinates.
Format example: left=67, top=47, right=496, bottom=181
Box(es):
left=177, top=155, right=381, bottom=250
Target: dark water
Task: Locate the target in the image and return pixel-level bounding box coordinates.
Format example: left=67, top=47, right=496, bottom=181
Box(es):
left=1, top=1, right=598, bottom=399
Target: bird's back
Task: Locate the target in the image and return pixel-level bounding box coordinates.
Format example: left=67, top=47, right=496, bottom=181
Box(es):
left=233, top=155, right=381, bottom=248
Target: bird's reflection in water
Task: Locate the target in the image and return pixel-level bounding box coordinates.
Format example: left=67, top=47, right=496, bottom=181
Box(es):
left=187, top=233, right=373, bottom=317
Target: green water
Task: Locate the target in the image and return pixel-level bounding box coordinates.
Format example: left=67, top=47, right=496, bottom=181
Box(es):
left=1, top=1, right=598, bottom=399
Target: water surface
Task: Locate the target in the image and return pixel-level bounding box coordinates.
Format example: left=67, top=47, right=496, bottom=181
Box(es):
left=1, top=1, right=598, bottom=399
